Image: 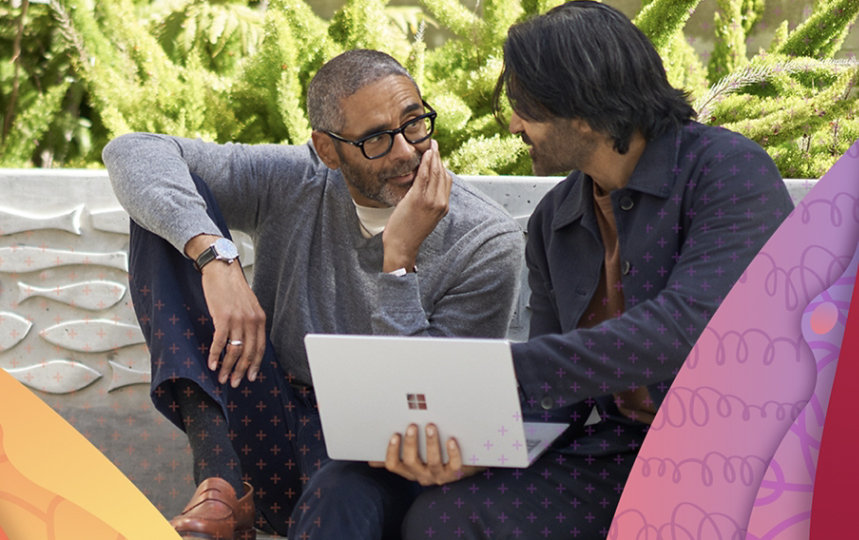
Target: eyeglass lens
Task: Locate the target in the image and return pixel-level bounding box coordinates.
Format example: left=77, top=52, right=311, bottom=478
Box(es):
left=363, top=115, right=434, bottom=159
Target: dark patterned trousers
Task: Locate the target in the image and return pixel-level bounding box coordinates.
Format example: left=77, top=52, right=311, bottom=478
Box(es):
left=127, top=173, right=421, bottom=538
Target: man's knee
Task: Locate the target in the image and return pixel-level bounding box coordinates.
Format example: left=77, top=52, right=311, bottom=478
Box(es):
left=401, top=487, right=474, bottom=540
left=401, top=494, right=431, bottom=540
left=292, top=463, right=388, bottom=538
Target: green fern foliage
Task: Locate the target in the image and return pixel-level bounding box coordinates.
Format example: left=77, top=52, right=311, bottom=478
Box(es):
left=153, top=0, right=265, bottom=76
left=1, top=82, right=70, bottom=167
left=52, top=0, right=237, bottom=140
left=1, top=0, right=857, bottom=179
left=447, top=133, right=529, bottom=175
left=1, top=1, right=90, bottom=166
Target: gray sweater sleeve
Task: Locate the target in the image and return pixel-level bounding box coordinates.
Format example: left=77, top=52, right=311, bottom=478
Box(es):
left=102, top=132, right=317, bottom=254
left=373, top=231, right=524, bottom=339
left=370, top=182, right=526, bottom=340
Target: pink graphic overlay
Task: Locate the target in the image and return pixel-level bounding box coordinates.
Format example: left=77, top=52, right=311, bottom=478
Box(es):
left=810, top=256, right=859, bottom=535
left=610, top=142, right=859, bottom=539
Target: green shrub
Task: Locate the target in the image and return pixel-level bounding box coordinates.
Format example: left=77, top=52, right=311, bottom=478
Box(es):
left=1, top=0, right=857, bottom=179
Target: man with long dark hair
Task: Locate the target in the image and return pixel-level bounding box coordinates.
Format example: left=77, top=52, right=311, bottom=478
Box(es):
left=394, top=3, right=794, bottom=538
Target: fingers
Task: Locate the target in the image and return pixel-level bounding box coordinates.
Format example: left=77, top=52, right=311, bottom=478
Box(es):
left=410, top=139, right=435, bottom=192
left=399, top=424, right=422, bottom=471
left=446, top=437, right=465, bottom=481
left=425, top=424, right=445, bottom=478
left=226, top=314, right=264, bottom=387
left=213, top=316, right=256, bottom=387
left=248, top=315, right=267, bottom=382
left=421, top=140, right=451, bottom=212
left=228, top=307, right=268, bottom=386
left=208, top=327, right=228, bottom=372
left=378, top=424, right=476, bottom=486
left=216, top=331, right=241, bottom=385
left=384, top=433, right=406, bottom=475
left=409, top=140, right=448, bottom=209
left=427, top=140, right=451, bottom=205
left=378, top=426, right=423, bottom=483
left=220, top=334, right=247, bottom=388
left=370, top=429, right=483, bottom=485
left=444, top=439, right=486, bottom=482
left=223, top=312, right=266, bottom=387
left=200, top=262, right=267, bottom=387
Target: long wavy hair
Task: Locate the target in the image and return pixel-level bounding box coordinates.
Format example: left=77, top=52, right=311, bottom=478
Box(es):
left=493, top=1, right=695, bottom=154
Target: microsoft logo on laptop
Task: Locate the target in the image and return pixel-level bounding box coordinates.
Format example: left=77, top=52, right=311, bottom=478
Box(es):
left=406, top=393, right=427, bottom=410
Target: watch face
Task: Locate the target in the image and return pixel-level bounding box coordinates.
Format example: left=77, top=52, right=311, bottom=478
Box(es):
left=213, top=237, right=239, bottom=260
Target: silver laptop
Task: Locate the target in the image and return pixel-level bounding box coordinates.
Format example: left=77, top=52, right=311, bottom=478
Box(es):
left=304, top=334, right=570, bottom=468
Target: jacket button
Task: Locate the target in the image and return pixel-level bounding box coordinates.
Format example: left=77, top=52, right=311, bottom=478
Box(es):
left=622, top=260, right=631, bottom=275
left=540, top=396, right=554, bottom=410
left=620, top=196, right=634, bottom=210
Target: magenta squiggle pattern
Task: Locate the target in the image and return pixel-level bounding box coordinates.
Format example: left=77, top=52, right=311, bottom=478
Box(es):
left=738, top=246, right=852, bottom=313
left=636, top=450, right=769, bottom=487
left=655, top=386, right=807, bottom=429
left=609, top=143, right=859, bottom=540
left=680, top=327, right=804, bottom=371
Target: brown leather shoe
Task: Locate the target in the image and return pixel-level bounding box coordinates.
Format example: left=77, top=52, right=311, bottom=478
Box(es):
left=170, top=477, right=256, bottom=540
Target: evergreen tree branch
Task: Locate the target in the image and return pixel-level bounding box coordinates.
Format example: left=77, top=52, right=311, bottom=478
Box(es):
left=3, top=0, right=29, bottom=143
left=633, top=0, right=702, bottom=53
left=696, top=57, right=859, bottom=120
left=775, top=0, right=859, bottom=58
left=420, top=0, right=483, bottom=40
left=707, top=0, right=749, bottom=84
left=720, top=66, right=858, bottom=147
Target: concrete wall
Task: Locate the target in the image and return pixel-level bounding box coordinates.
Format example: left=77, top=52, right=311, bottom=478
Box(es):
left=0, top=169, right=816, bottom=519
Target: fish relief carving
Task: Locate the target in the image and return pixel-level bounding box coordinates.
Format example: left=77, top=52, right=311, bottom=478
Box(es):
left=39, top=319, right=144, bottom=352
left=4, top=360, right=101, bottom=394
left=17, top=280, right=127, bottom=311
left=0, top=205, right=84, bottom=236
left=0, top=246, right=128, bottom=273
left=0, top=312, right=32, bottom=352
left=89, top=208, right=130, bottom=235
left=107, top=361, right=151, bottom=392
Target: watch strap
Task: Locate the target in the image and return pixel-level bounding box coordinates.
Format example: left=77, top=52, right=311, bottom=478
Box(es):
left=193, top=238, right=238, bottom=272
left=193, top=246, right=218, bottom=272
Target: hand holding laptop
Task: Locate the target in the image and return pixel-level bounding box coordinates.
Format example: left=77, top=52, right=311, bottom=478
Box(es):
left=369, top=423, right=485, bottom=486
left=304, top=334, right=570, bottom=469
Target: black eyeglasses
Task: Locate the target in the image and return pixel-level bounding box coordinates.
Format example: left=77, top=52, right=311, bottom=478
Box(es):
left=322, top=101, right=437, bottom=160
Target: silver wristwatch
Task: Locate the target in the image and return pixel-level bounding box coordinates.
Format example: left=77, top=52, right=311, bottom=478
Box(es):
left=193, top=237, right=239, bottom=272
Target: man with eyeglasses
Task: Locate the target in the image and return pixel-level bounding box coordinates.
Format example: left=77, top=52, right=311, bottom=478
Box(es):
left=103, top=49, right=523, bottom=540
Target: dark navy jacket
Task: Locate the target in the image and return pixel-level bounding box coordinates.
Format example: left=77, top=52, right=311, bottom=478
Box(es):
left=511, top=121, right=795, bottom=454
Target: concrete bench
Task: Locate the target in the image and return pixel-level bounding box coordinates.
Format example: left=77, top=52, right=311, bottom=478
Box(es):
left=0, top=169, right=816, bottom=522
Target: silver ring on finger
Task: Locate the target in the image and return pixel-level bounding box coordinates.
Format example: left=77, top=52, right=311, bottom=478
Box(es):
left=228, top=339, right=244, bottom=347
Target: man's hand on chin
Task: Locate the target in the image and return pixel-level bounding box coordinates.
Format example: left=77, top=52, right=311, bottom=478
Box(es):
left=382, top=140, right=451, bottom=273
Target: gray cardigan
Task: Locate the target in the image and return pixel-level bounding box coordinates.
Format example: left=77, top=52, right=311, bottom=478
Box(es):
left=103, top=133, right=524, bottom=385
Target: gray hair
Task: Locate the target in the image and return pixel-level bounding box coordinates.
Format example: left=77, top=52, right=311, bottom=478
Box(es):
left=307, top=49, right=419, bottom=132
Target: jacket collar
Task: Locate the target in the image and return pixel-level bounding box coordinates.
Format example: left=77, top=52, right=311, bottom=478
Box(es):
left=551, top=125, right=684, bottom=230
